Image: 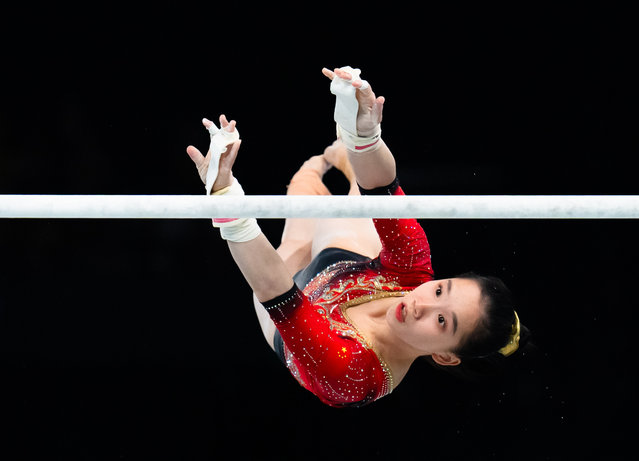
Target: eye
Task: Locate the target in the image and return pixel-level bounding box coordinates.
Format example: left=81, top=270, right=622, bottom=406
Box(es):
left=436, top=286, right=442, bottom=296
left=438, top=314, right=446, bottom=326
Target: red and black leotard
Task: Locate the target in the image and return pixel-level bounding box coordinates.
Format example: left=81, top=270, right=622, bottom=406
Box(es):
left=263, top=179, right=434, bottom=407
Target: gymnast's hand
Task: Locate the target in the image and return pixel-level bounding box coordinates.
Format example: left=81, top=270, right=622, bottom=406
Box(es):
left=186, top=114, right=241, bottom=193
left=321, top=67, right=385, bottom=136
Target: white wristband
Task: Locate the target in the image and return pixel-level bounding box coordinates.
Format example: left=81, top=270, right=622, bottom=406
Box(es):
left=219, top=218, right=261, bottom=243
left=211, top=178, right=261, bottom=242
left=204, top=119, right=240, bottom=196
left=336, top=124, right=382, bottom=153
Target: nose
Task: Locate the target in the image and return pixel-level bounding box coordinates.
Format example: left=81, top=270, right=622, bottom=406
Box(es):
left=411, top=299, right=435, bottom=320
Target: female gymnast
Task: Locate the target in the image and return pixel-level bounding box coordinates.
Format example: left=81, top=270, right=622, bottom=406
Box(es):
left=185, top=66, right=526, bottom=408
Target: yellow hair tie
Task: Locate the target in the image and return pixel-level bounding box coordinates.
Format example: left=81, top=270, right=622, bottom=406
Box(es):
left=498, top=311, right=521, bottom=357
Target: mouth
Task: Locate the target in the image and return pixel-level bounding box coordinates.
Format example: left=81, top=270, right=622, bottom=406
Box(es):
left=395, top=303, right=406, bottom=323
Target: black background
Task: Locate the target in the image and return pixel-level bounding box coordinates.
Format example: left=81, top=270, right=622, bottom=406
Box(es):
left=1, top=3, right=637, bottom=460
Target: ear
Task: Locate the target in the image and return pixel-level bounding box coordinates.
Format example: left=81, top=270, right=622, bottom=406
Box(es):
left=431, top=352, right=461, bottom=367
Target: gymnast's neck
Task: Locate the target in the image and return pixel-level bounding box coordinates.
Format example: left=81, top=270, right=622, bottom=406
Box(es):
left=345, top=297, right=418, bottom=385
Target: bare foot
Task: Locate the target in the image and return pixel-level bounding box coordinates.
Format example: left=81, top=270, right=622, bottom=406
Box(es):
left=323, top=140, right=359, bottom=193
left=299, top=154, right=332, bottom=176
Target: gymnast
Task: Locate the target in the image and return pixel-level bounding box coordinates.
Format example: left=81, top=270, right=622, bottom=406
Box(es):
left=185, top=66, right=527, bottom=407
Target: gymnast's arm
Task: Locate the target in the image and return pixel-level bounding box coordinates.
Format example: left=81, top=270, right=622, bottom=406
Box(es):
left=226, top=236, right=295, bottom=303
left=186, top=116, right=295, bottom=303
left=321, top=67, right=396, bottom=189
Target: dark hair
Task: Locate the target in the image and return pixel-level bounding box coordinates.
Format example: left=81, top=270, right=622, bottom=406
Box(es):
left=454, top=272, right=517, bottom=359
left=424, top=272, right=533, bottom=381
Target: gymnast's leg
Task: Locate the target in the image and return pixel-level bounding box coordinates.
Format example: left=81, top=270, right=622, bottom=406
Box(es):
left=310, top=140, right=382, bottom=259
left=253, top=153, right=331, bottom=350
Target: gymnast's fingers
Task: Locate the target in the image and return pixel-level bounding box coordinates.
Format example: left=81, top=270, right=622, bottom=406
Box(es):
left=202, top=117, right=215, bottom=129
left=355, top=82, right=377, bottom=108
left=223, top=139, right=241, bottom=165
left=219, top=114, right=237, bottom=133
left=353, top=79, right=372, bottom=93
left=186, top=145, right=206, bottom=167
left=322, top=67, right=335, bottom=80
left=216, top=140, right=242, bottom=184
left=333, top=67, right=352, bottom=80
left=373, top=96, right=385, bottom=123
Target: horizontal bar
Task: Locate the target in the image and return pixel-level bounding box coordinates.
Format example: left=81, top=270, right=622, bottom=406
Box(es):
left=1, top=195, right=638, bottom=219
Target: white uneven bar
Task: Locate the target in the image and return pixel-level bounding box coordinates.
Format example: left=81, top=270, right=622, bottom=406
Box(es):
left=0, top=195, right=638, bottom=219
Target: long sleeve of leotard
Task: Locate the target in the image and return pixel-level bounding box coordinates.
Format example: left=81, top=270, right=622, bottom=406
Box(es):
left=361, top=178, right=435, bottom=286
left=263, top=285, right=388, bottom=407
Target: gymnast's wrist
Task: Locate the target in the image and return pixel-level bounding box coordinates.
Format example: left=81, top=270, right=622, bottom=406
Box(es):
left=336, top=124, right=382, bottom=154
left=211, top=178, right=262, bottom=242
left=211, top=174, right=235, bottom=195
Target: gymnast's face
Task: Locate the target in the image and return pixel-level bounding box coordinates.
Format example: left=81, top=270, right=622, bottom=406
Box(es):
left=387, top=278, right=484, bottom=366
